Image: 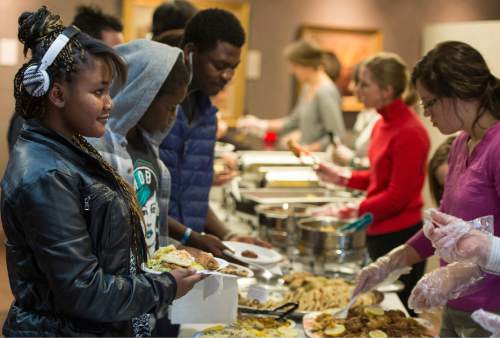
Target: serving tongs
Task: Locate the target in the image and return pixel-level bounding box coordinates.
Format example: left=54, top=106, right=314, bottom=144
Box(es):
left=286, top=140, right=319, bottom=168
left=338, top=213, right=374, bottom=233
left=240, top=302, right=299, bottom=322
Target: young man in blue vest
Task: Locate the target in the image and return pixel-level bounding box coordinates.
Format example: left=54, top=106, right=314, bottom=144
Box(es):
left=159, top=8, right=270, bottom=251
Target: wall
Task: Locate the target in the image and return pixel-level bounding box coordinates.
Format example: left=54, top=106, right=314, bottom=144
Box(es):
left=0, top=0, right=121, bottom=178
left=245, top=0, right=500, bottom=119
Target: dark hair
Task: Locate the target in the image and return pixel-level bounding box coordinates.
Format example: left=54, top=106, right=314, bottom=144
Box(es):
left=365, top=52, right=417, bottom=106
left=182, top=8, right=245, bottom=52
left=72, top=5, right=123, bottom=39
left=152, top=0, right=197, bottom=38
left=14, top=6, right=127, bottom=120
left=284, top=39, right=341, bottom=81
left=156, top=53, right=190, bottom=97
left=428, top=136, right=456, bottom=205
left=412, top=41, right=500, bottom=135
left=152, top=28, right=184, bottom=47
left=14, top=7, right=146, bottom=266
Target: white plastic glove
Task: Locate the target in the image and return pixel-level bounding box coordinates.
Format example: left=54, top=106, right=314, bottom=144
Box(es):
left=352, top=244, right=413, bottom=297
left=423, top=210, right=499, bottom=273
left=311, top=202, right=359, bottom=219
left=408, top=261, right=483, bottom=312
left=237, top=114, right=268, bottom=131
left=471, top=309, right=500, bottom=337
left=314, top=162, right=351, bottom=186
left=331, top=143, right=355, bottom=166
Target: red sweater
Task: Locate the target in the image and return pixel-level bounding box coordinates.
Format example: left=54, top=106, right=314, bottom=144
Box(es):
left=347, top=99, right=430, bottom=236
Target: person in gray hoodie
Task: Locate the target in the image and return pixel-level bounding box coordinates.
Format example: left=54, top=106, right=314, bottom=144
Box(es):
left=91, top=39, right=228, bottom=260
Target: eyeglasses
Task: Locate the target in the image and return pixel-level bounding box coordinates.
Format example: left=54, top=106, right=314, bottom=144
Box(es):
left=418, top=97, right=439, bottom=111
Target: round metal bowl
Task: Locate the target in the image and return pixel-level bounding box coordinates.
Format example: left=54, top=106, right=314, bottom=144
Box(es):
left=297, top=216, right=366, bottom=258
left=255, top=203, right=315, bottom=248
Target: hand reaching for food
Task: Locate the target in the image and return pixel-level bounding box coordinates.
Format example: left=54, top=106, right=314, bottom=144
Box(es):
left=314, top=162, right=351, bottom=186
left=229, top=234, right=272, bottom=249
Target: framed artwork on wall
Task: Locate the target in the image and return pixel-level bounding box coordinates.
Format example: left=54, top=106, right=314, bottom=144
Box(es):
left=298, top=25, right=383, bottom=111
left=122, top=0, right=250, bottom=126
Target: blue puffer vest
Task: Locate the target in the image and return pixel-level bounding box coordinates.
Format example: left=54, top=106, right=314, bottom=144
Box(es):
left=159, top=92, right=217, bottom=232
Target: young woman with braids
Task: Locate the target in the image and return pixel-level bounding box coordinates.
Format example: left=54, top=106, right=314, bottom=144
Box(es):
left=1, top=7, right=201, bottom=336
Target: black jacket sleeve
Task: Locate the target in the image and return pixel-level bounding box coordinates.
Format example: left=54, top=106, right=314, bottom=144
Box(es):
left=14, top=170, right=177, bottom=322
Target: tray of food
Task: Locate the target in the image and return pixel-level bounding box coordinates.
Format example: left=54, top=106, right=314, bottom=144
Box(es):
left=143, top=245, right=249, bottom=278
left=193, top=313, right=299, bottom=338
left=238, top=272, right=383, bottom=318
left=303, top=305, right=430, bottom=338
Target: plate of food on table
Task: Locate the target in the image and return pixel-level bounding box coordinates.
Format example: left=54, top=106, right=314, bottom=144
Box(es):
left=303, top=305, right=431, bottom=338
left=223, top=241, right=283, bottom=265
left=238, top=272, right=383, bottom=317
left=193, top=313, right=298, bottom=338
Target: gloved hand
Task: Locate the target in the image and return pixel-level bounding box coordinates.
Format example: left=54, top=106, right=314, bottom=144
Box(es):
left=472, top=309, right=500, bottom=337
left=423, top=210, right=496, bottom=270
left=331, top=143, right=355, bottom=166
left=408, top=261, right=483, bottom=312
left=352, top=244, right=414, bottom=297
left=237, top=115, right=268, bottom=132
left=314, top=162, right=351, bottom=186
left=311, top=202, right=359, bottom=219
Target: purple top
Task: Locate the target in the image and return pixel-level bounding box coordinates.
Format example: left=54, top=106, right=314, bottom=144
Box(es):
left=408, top=122, right=500, bottom=312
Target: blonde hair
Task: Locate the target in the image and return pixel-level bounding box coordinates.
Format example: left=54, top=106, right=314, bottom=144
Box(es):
left=364, top=52, right=417, bottom=106
left=284, top=39, right=341, bottom=81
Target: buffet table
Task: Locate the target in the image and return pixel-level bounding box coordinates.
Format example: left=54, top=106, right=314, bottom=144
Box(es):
left=179, top=293, right=408, bottom=337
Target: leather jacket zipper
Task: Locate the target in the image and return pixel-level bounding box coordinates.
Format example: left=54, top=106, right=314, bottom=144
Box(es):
left=84, top=196, right=91, bottom=211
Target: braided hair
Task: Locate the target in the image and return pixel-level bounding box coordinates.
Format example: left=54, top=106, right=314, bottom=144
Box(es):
left=14, top=6, right=147, bottom=266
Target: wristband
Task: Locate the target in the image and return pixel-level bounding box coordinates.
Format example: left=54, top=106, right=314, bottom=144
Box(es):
left=180, top=228, right=192, bottom=245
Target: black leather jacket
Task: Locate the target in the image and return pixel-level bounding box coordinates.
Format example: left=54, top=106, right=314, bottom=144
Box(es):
left=1, top=121, right=177, bottom=337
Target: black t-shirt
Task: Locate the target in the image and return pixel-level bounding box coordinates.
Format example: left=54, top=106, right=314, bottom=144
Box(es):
left=127, top=131, right=162, bottom=257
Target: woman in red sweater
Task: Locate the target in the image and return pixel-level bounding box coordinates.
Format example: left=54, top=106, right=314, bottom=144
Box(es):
left=314, top=52, right=430, bottom=310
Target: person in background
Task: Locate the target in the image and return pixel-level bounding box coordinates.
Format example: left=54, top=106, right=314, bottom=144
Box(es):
left=7, top=5, right=124, bottom=152
left=351, top=41, right=500, bottom=337
left=2, top=7, right=201, bottom=336
left=71, top=5, right=124, bottom=46
left=330, top=63, right=380, bottom=168
left=314, top=52, right=430, bottom=312
left=239, top=39, right=345, bottom=152
left=428, top=136, right=456, bottom=206
left=159, top=9, right=270, bottom=247
left=151, top=0, right=197, bottom=43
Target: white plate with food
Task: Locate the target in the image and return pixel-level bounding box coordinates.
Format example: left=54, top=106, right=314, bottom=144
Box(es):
left=142, top=245, right=228, bottom=275
left=223, top=241, right=282, bottom=265
left=302, top=305, right=430, bottom=338
left=218, top=262, right=254, bottom=278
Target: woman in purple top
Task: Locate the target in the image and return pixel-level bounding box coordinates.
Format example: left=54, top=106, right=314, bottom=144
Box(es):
left=351, top=41, right=500, bottom=337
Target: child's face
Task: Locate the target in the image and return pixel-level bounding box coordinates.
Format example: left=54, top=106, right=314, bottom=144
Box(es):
left=141, top=83, right=188, bottom=133
left=57, top=56, right=113, bottom=138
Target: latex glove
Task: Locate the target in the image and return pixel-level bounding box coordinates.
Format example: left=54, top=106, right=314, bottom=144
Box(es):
left=408, top=261, right=483, bottom=312
left=352, top=244, right=413, bottom=297
left=237, top=114, right=268, bottom=131
left=314, top=162, right=351, bottom=186
left=170, top=268, right=204, bottom=299
left=472, top=309, right=500, bottom=337
left=423, top=210, right=494, bottom=268
left=332, top=143, right=355, bottom=166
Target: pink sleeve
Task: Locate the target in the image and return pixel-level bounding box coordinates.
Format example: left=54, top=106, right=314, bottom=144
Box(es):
left=406, top=229, right=435, bottom=259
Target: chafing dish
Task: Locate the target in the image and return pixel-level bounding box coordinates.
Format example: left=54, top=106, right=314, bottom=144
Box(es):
left=238, top=151, right=325, bottom=172
left=255, top=203, right=315, bottom=248
left=297, top=216, right=367, bottom=263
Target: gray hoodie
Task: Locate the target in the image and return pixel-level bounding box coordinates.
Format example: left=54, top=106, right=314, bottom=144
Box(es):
left=90, top=39, right=183, bottom=247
